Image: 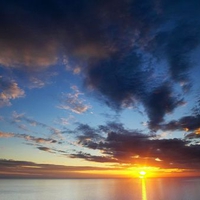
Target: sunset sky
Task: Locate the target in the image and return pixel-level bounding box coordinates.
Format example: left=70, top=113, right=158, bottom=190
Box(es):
left=1, top=0, right=200, bottom=178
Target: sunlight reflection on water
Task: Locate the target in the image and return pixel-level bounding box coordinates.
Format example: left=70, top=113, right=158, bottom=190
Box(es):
left=1, top=178, right=200, bottom=200
left=141, top=178, right=147, bottom=200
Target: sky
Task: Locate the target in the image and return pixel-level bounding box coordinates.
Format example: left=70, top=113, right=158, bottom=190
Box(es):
left=0, top=0, right=200, bottom=178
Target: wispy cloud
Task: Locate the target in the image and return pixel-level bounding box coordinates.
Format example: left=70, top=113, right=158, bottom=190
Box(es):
left=12, top=111, right=64, bottom=138
left=0, top=131, right=57, bottom=145
left=58, top=85, right=91, bottom=114
left=0, top=78, right=24, bottom=107
left=29, top=77, right=45, bottom=89
left=56, top=115, right=76, bottom=126
left=28, top=71, right=58, bottom=89
left=0, top=131, right=14, bottom=138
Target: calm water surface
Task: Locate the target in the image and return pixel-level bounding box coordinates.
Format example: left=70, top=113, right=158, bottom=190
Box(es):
left=1, top=178, right=200, bottom=200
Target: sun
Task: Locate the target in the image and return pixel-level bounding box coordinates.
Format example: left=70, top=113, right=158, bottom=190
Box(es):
left=128, top=166, right=159, bottom=178
left=139, top=171, right=146, bottom=177
left=139, top=171, right=146, bottom=176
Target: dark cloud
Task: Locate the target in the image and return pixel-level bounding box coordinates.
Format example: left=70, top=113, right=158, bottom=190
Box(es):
left=78, top=134, right=200, bottom=169
left=70, top=122, right=200, bottom=169
left=37, top=146, right=51, bottom=152
left=144, top=82, right=184, bottom=130
left=150, top=22, right=200, bottom=84
left=0, top=159, right=116, bottom=171
left=69, top=152, right=116, bottom=163
left=0, top=0, right=111, bottom=69
left=161, top=115, right=200, bottom=132
left=75, top=122, right=146, bottom=148
left=185, top=132, right=200, bottom=140
left=82, top=0, right=200, bottom=127
left=85, top=51, right=146, bottom=110
left=192, top=98, right=200, bottom=116
left=0, top=159, right=121, bottom=178
left=166, top=22, right=199, bottom=82
left=1, top=0, right=200, bottom=126
left=76, top=123, right=103, bottom=144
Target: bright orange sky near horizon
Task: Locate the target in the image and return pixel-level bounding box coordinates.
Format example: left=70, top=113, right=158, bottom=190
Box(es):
left=1, top=159, right=200, bottom=179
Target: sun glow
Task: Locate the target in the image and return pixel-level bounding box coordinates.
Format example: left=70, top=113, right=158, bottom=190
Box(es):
left=139, top=171, right=146, bottom=176
left=139, top=170, right=147, bottom=178
left=128, top=166, right=161, bottom=178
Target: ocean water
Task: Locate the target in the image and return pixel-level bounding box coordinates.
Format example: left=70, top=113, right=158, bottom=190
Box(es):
left=1, top=178, right=200, bottom=200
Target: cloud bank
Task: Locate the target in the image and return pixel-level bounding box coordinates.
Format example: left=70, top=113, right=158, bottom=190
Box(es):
left=70, top=122, right=200, bottom=170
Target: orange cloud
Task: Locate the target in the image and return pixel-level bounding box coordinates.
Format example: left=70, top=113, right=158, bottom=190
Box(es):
left=0, top=38, right=58, bottom=71
left=0, top=79, right=24, bottom=107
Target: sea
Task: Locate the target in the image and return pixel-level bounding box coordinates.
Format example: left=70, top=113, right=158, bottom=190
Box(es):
left=1, top=178, right=200, bottom=200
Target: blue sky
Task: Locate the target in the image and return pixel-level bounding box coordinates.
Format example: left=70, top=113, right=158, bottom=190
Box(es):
left=1, top=0, right=200, bottom=178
